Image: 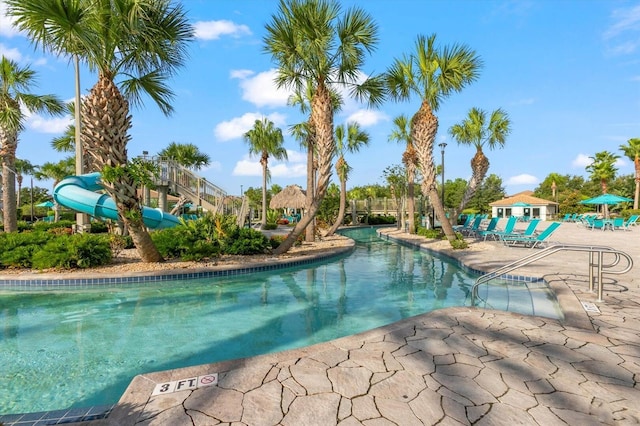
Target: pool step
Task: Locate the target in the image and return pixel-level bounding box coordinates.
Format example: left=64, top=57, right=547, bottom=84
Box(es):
left=474, top=279, right=561, bottom=319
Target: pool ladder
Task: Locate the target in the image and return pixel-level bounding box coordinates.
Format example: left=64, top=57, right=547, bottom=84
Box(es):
left=471, top=243, right=634, bottom=305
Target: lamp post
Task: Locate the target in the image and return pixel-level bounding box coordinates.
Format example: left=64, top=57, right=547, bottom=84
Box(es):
left=438, top=142, right=447, bottom=214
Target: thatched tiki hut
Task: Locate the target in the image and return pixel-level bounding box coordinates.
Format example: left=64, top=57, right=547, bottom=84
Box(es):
left=270, top=185, right=306, bottom=221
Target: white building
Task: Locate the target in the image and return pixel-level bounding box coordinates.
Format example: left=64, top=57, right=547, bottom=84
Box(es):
left=489, top=191, right=558, bottom=221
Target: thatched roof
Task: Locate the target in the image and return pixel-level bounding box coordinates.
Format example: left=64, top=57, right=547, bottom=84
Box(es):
left=270, top=185, right=306, bottom=209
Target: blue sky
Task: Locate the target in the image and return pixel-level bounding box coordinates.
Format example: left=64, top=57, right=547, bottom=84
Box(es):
left=1, top=0, right=639, bottom=197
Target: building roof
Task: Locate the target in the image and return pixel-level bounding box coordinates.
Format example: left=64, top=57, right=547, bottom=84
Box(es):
left=489, top=190, right=558, bottom=207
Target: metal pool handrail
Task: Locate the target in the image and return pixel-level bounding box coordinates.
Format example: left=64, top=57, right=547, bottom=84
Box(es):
left=472, top=243, right=634, bottom=304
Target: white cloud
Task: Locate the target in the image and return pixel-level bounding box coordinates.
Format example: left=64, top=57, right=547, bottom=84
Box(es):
left=233, top=68, right=291, bottom=108
left=344, top=109, right=388, bottom=127
left=0, top=43, right=22, bottom=61
left=285, top=149, right=306, bottom=163
left=230, top=69, right=254, bottom=79
left=232, top=150, right=307, bottom=178
left=0, top=0, right=19, bottom=37
left=604, top=5, right=640, bottom=40
left=214, top=112, right=287, bottom=141
left=270, top=162, right=307, bottom=178
left=572, top=153, right=592, bottom=168
left=506, top=174, right=539, bottom=186
left=193, top=20, right=251, bottom=40
left=232, top=158, right=261, bottom=176
left=199, top=161, right=223, bottom=173
left=24, top=108, right=72, bottom=134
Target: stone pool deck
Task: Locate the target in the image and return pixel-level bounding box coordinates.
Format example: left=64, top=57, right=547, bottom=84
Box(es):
left=65, top=221, right=640, bottom=424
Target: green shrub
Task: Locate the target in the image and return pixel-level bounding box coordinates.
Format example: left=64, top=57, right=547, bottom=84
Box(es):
left=31, top=234, right=112, bottom=270
left=367, top=215, right=396, bottom=225
left=416, top=227, right=443, bottom=239
left=0, top=232, right=53, bottom=268
left=180, top=240, right=220, bottom=261
left=89, top=221, right=109, bottom=233
left=1, top=245, right=38, bottom=268
left=226, top=228, right=269, bottom=255
left=31, top=237, right=73, bottom=269
left=151, top=227, right=189, bottom=259
left=450, top=238, right=468, bottom=250
left=262, top=223, right=278, bottom=230
left=32, top=220, right=74, bottom=233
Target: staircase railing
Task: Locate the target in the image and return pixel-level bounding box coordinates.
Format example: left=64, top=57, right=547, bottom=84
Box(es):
left=237, top=196, right=249, bottom=227
left=472, top=243, right=633, bottom=304
left=152, top=158, right=227, bottom=213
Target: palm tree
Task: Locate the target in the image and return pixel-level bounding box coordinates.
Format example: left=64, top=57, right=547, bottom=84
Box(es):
left=587, top=151, right=619, bottom=194
left=243, top=118, right=288, bottom=229
left=34, top=157, right=75, bottom=222
left=288, top=81, right=343, bottom=242
left=586, top=150, right=620, bottom=218
left=620, top=138, right=640, bottom=209
left=14, top=159, right=37, bottom=207
left=388, top=114, right=418, bottom=234
left=326, top=123, right=370, bottom=236
left=0, top=56, right=65, bottom=232
left=386, top=34, right=481, bottom=242
left=264, top=0, right=385, bottom=254
left=449, top=107, right=511, bottom=213
left=9, top=0, right=194, bottom=261
left=158, top=142, right=211, bottom=171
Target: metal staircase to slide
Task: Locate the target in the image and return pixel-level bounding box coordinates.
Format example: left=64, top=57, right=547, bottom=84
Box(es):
left=154, top=158, right=227, bottom=213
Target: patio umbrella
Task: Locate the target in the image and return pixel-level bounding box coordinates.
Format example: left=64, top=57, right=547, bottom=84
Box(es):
left=579, top=194, right=633, bottom=205
left=36, top=201, right=54, bottom=208
left=579, top=194, right=633, bottom=218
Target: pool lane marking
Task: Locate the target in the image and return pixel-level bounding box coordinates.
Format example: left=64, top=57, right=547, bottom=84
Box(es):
left=152, top=373, right=219, bottom=396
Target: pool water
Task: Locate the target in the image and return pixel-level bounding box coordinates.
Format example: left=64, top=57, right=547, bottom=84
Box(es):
left=0, top=228, right=560, bottom=415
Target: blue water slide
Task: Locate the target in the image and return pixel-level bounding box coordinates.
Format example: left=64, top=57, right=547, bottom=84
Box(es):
left=53, top=172, right=180, bottom=229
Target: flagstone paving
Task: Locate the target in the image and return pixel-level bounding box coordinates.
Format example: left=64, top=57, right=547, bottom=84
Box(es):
left=78, top=221, right=639, bottom=425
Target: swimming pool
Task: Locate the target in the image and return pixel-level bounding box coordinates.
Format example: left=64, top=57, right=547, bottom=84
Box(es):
left=0, top=228, right=560, bottom=415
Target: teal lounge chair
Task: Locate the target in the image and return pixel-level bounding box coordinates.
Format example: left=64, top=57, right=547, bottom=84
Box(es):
left=516, top=218, right=541, bottom=236
left=453, top=214, right=474, bottom=232
left=483, top=216, right=518, bottom=240
left=501, top=222, right=561, bottom=249
left=474, top=217, right=500, bottom=240
left=623, top=214, right=639, bottom=230
left=461, top=216, right=484, bottom=236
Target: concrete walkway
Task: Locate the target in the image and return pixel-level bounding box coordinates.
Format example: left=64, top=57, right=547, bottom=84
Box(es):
left=83, top=220, right=639, bottom=425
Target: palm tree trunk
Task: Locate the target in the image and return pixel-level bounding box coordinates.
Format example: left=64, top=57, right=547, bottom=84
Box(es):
left=275, top=83, right=333, bottom=254
left=0, top=130, right=18, bottom=232
left=326, top=176, right=346, bottom=236
left=412, top=101, right=456, bottom=242
left=261, top=160, right=268, bottom=228
left=16, top=176, right=23, bottom=208
left=82, top=76, right=162, bottom=262
left=305, top=140, right=315, bottom=242
left=406, top=165, right=415, bottom=234
left=458, top=149, right=490, bottom=212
